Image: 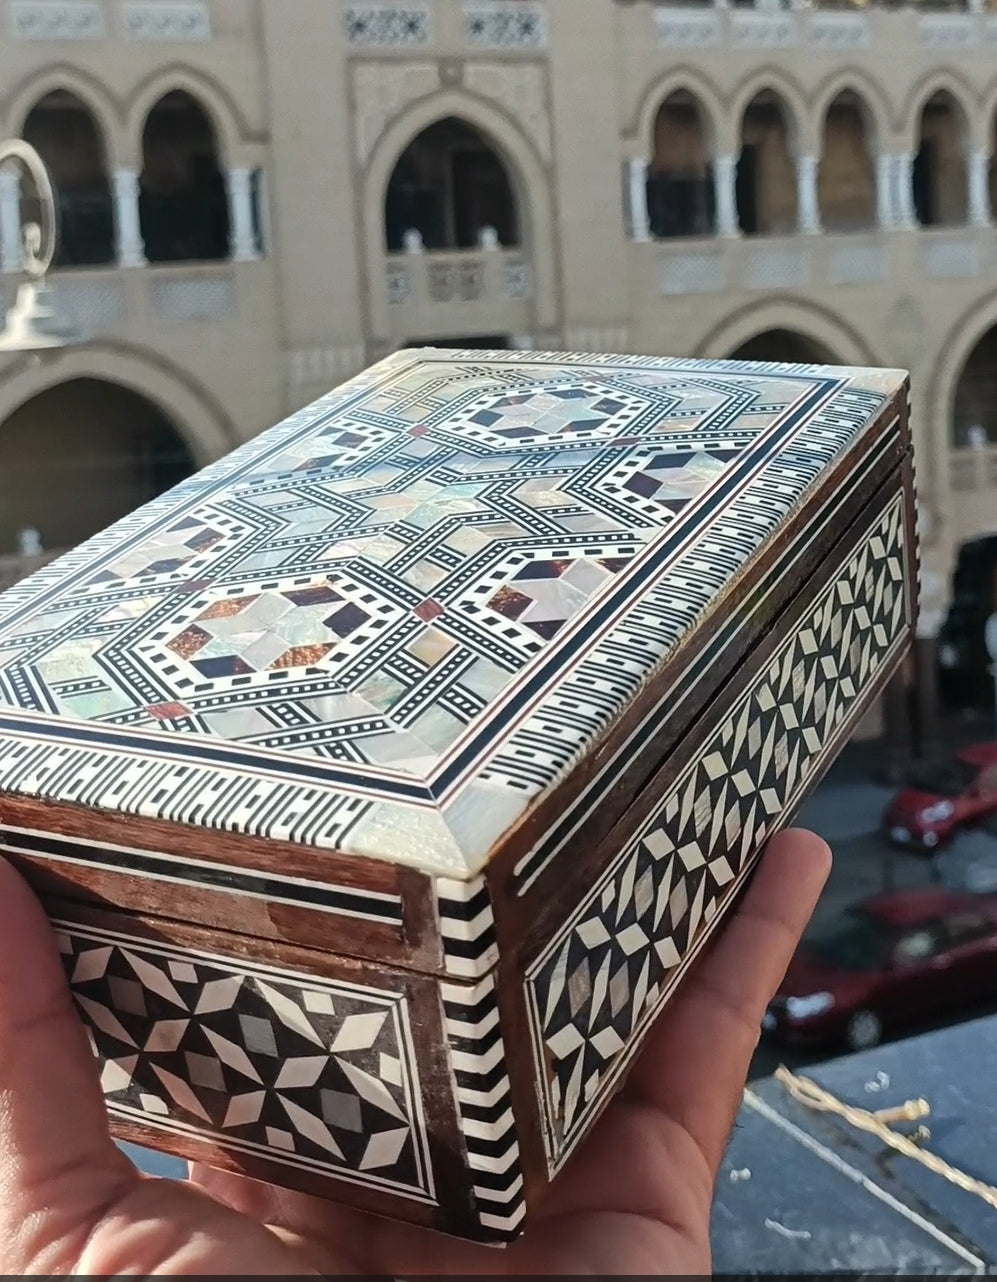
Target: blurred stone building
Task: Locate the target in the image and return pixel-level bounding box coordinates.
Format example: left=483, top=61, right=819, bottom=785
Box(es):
left=0, top=0, right=995, bottom=742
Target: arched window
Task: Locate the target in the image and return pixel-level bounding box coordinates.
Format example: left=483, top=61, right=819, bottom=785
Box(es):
left=952, top=324, right=997, bottom=449
left=818, top=92, right=876, bottom=232
left=22, top=91, right=114, bottom=266
left=140, top=90, right=230, bottom=263
left=647, top=91, right=715, bottom=238
left=914, top=92, right=969, bottom=228
left=0, top=379, right=195, bottom=555
left=385, top=117, right=519, bottom=252
left=737, top=91, right=798, bottom=236
left=728, top=329, right=836, bottom=366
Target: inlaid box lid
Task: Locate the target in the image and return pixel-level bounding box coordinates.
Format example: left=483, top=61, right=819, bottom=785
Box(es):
left=0, top=350, right=908, bottom=881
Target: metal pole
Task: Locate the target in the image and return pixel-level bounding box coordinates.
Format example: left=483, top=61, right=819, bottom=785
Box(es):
left=986, top=615, right=997, bottom=738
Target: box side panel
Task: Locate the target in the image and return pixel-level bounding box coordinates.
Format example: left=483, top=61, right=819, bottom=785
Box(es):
left=44, top=898, right=494, bottom=1239
left=490, top=386, right=910, bottom=930
left=501, top=466, right=916, bottom=1181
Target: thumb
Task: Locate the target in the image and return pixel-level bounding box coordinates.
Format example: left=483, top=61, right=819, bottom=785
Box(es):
left=0, top=856, right=137, bottom=1271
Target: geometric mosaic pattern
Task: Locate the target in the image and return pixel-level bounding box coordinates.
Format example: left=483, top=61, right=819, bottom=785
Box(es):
left=55, top=921, right=434, bottom=1202
left=0, top=351, right=901, bottom=875
left=139, top=574, right=402, bottom=694
left=525, top=494, right=911, bottom=1172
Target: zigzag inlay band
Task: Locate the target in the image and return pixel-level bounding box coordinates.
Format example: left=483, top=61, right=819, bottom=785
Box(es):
left=441, top=973, right=526, bottom=1239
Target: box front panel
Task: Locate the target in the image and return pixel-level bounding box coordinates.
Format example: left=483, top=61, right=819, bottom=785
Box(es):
left=47, top=903, right=497, bottom=1239
left=516, top=481, right=914, bottom=1175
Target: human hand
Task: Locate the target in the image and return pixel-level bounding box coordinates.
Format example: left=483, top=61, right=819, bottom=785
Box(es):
left=0, top=828, right=830, bottom=1275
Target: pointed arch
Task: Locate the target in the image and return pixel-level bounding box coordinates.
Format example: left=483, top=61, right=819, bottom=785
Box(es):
left=363, top=88, right=557, bottom=339
left=736, top=84, right=800, bottom=236
left=139, top=89, right=230, bottom=262
left=911, top=86, right=971, bottom=227
left=729, top=68, right=810, bottom=154
left=126, top=64, right=256, bottom=166
left=647, top=88, right=717, bottom=238
left=0, top=341, right=238, bottom=467
left=931, top=292, right=997, bottom=452
left=631, top=68, right=724, bottom=156
left=22, top=88, right=115, bottom=265
left=693, top=296, right=880, bottom=367
left=4, top=63, right=120, bottom=156
left=901, top=70, right=977, bottom=150
left=811, top=71, right=891, bottom=151
left=817, top=88, right=878, bottom=231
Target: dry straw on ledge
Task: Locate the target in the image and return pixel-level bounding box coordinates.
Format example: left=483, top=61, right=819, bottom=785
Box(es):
left=776, top=1064, right=997, bottom=1213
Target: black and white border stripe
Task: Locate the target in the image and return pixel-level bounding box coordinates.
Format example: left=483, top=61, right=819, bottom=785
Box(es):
left=435, top=876, right=498, bottom=978
left=441, top=974, right=525, bottom=1241
left=0, top=826, right=403, bottom=926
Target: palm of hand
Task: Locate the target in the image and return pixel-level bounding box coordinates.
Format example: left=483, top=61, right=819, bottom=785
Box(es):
left=0, top=831, right=829, bottom=1277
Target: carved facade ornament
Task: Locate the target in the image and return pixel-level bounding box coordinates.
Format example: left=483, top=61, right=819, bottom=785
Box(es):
left=807, top=11, right=870, bottom=49
left=439, top=57, right=464, bottom=87
left=344, top=2, right=431, bottom=47
left=463, top=61, right=551, bottom=162
left=121, top=1, right=211, bottom=40
left=352, top=61, right=440, bottom=166
left=654, top=8, right=720, bottom=49
left=918, top=12, right=978, bottom=48
left=731, top=11, right=797, bottom=48
left=353, top=59, right=550, bottom=170
left=463, top=0, right=547, bottom=49
left=9, top=1, right=104, bottom=38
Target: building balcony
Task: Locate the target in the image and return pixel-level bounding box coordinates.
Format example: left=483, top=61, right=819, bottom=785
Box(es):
left=0, top=257, right=271, bottom=349
left=380, top=248, right=533, bottom=343
left=641, top=224, right=996, bottom=299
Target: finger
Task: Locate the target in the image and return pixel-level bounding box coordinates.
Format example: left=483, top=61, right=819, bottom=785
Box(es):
left=0, top=858, right=137, bottom=1271
left=625, top=827, right=831, bottom=1177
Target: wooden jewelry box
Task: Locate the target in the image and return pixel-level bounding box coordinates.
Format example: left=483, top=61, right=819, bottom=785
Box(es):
left=0, top=349, right=917, bottom=1243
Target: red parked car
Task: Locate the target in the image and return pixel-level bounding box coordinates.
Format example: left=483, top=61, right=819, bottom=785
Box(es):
left=762, top=888, right=997, bottom=1051
left=883, top=743, right=997, bottom=852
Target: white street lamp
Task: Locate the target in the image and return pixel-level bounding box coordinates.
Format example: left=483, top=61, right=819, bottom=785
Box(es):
left=0, top=139, right=81, bottom=354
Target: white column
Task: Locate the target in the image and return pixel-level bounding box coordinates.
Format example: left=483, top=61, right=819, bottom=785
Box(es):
left=968, top=147, right=991, bottom=227
left=0, top=167, right=22, bottom=273
left=227, top=166, right=259, bottom=262
left=796, top=153, right=821, bottom=234
left=112, top=168, right=145, bottom=267
left=625, top=157, right=650, bottom=242
left=713, top=154, right=740, bottom=237
left=875, top=153, right=896, bottom=229
left=894, top=151, right=917, bottom=228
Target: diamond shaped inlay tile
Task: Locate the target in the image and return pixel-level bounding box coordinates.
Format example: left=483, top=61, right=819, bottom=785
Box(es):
left=88, top=512, right=245, bottom=587
left=486, top=555, right=630, bottom=640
